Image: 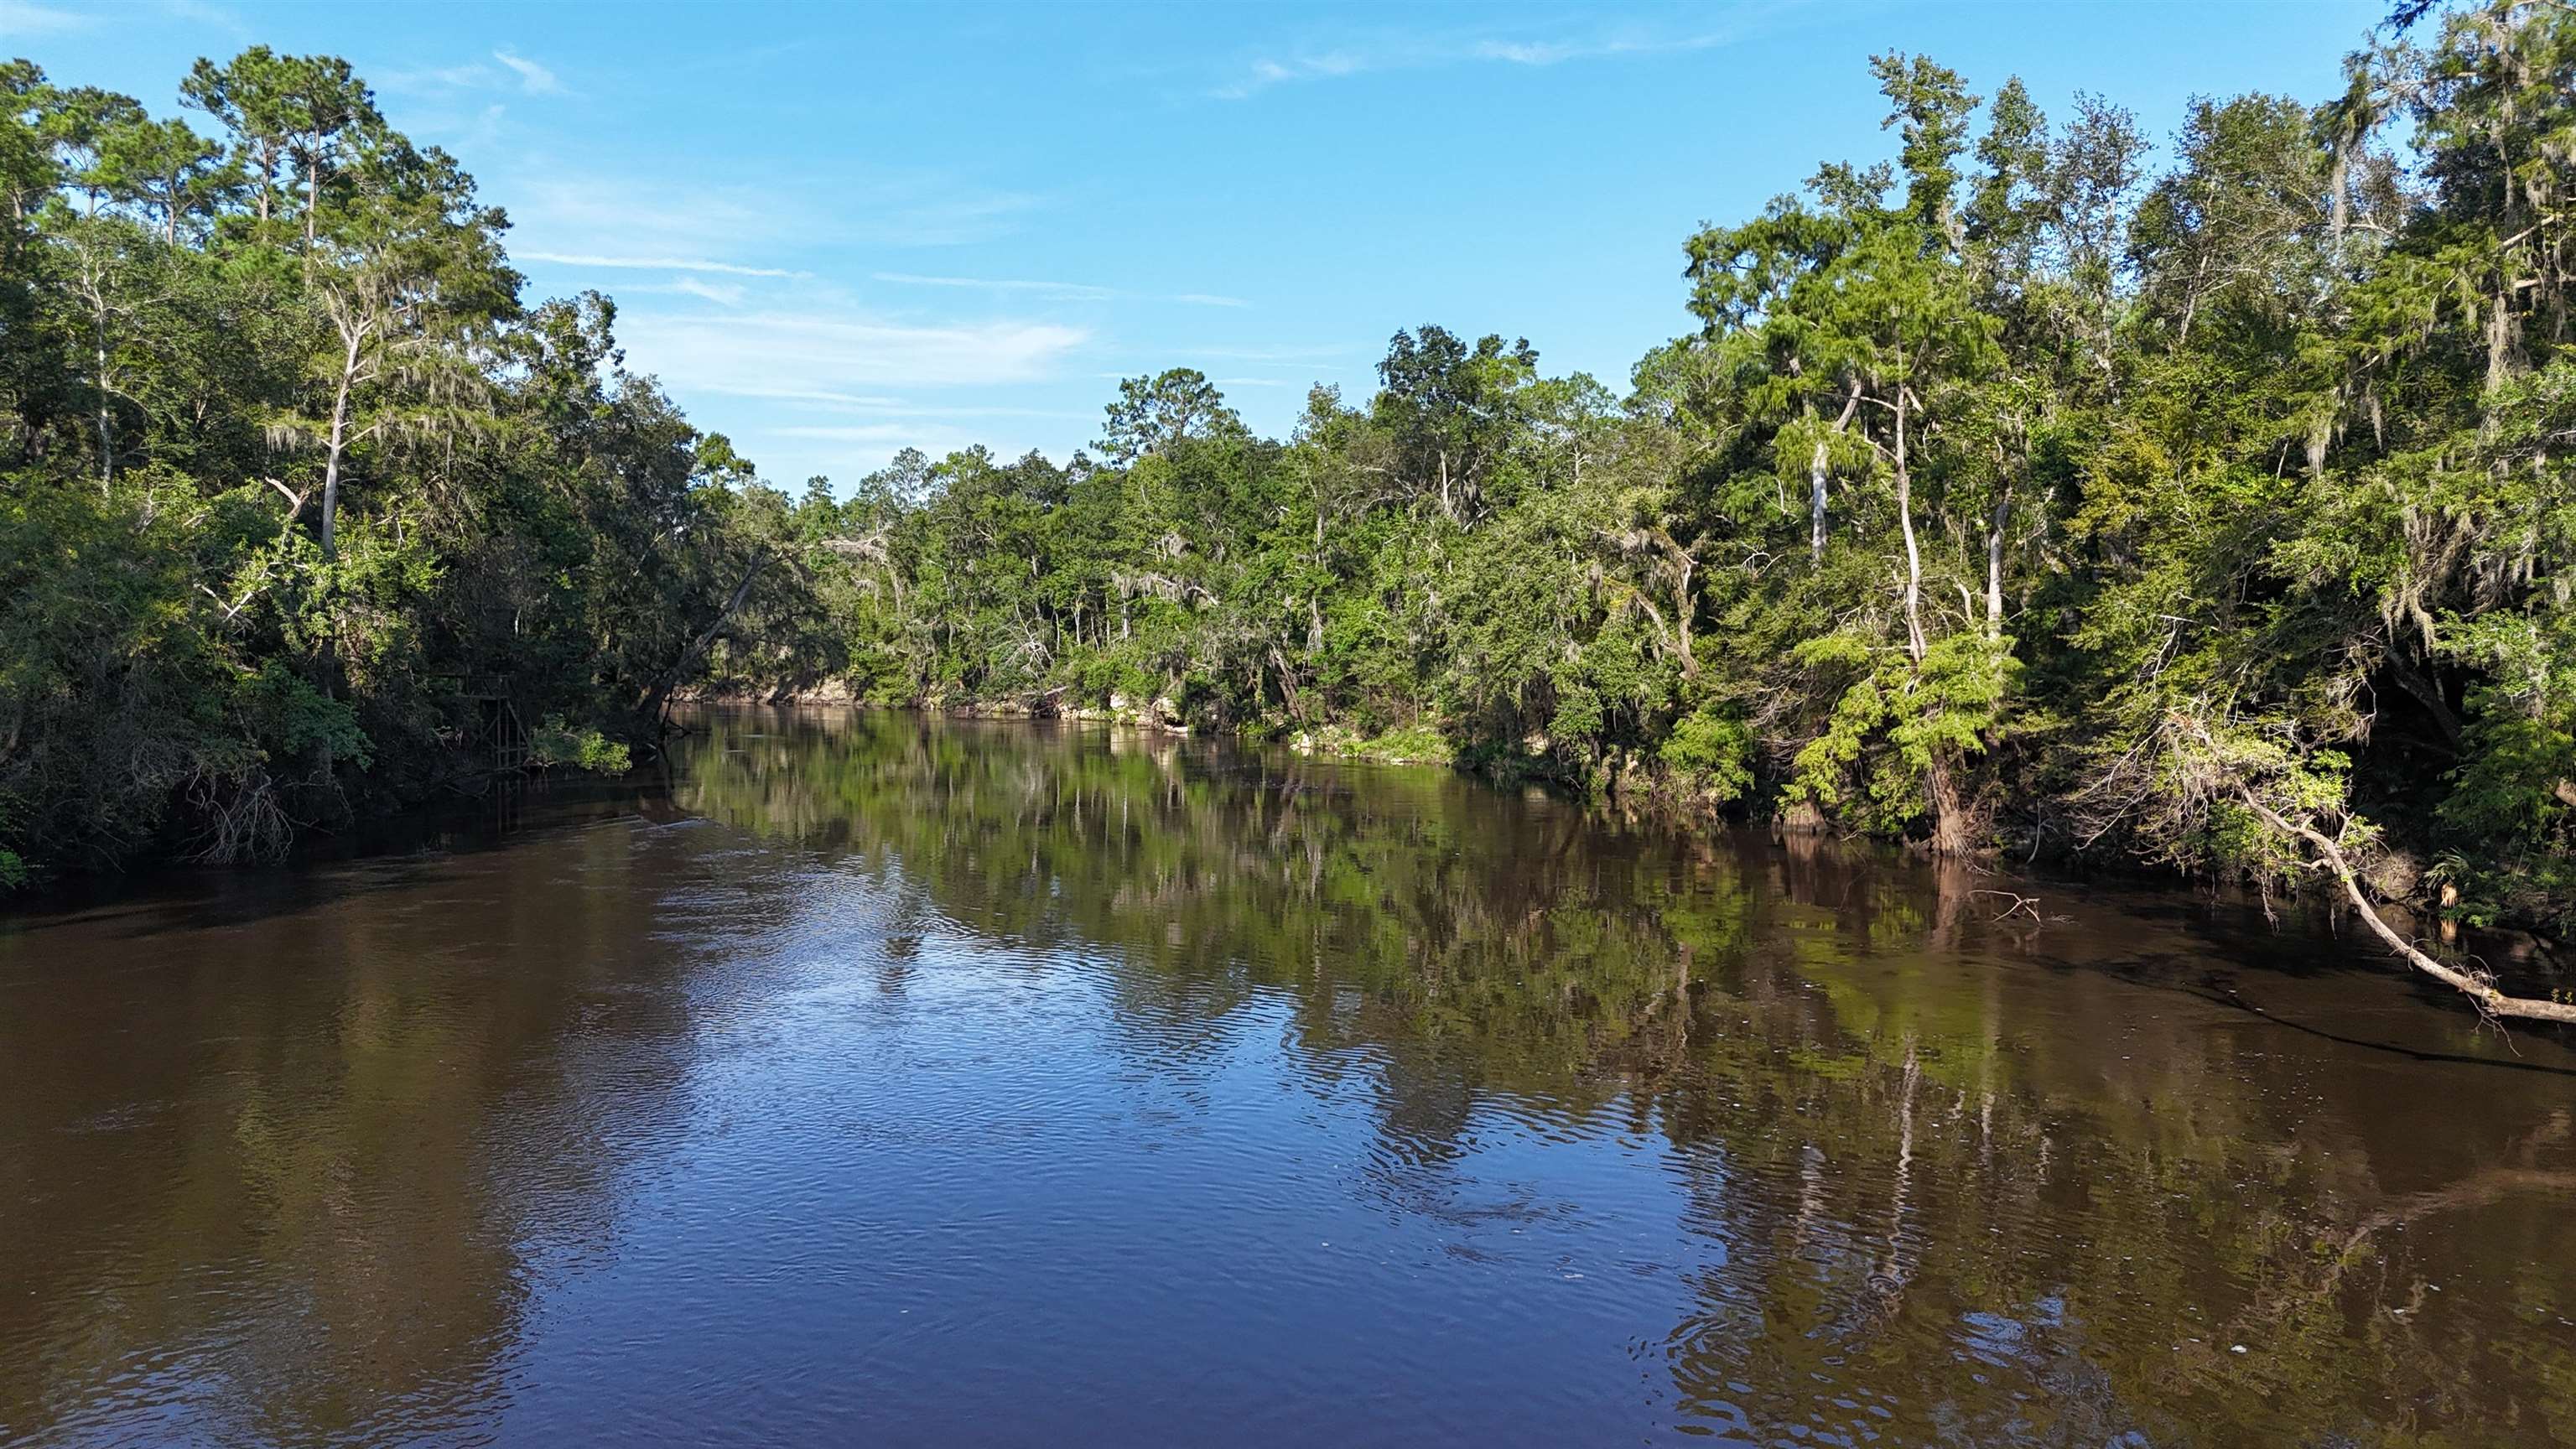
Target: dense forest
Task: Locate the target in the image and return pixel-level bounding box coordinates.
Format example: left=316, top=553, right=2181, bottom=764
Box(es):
left=2, top=5, right=2570, bottom=1001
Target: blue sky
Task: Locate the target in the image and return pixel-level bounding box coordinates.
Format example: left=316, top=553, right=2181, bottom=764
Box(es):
left=16, top=0, right=2384, bottom=491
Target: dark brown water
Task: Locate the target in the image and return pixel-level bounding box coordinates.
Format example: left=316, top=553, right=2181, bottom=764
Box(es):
left=4, top=709, right=2573, bottom=1447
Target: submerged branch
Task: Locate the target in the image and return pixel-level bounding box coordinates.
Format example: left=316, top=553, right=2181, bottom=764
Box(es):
left=2236, top=787, right=2576, bottom=1025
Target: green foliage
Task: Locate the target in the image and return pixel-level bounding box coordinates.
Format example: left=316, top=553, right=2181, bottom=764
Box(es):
left=0, top=51, right=811, bottom=877
left=1659, top=707, right=1754, bottom=802
left=229, top=659, right=369, bottom=769
left=6, top=7, right=2574, bottom=932
left=529, top=717, right=631, bottom=774
left=1353, top=723, right=1454, bottom=766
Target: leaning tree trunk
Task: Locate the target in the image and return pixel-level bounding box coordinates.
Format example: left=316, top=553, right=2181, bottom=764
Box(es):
left=319, top=329, right=358, bottom=560
left=2236, top=789, right=2576, bottom=1025
left=640, top=551, right=771, bottom=730
left=1894, top=394, right=1928, bottom=667
left=1924, top=752, right=1981, bottom=857
left=1810, top=382, right=1862, bottom=563
left=1893, top=387, right=1981, bottom=856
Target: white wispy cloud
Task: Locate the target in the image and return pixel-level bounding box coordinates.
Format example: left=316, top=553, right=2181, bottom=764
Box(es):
left=1469, top=34, right=1737, bottom=66
left=872, top=273, right=1250, bottom=309
left=158, top=0, right=247, bottom=35
left=378, top=49, right=569, bottom=100
left=0, top=1, right=90, bottom=35
left=692, top=384, right=910, bottom=408
left=602, top=305, right=1092, bottom=480
left=452, top=103, right=510, bottom=156
left=776, top=423, right=946, bottom=443
left=519, top=251, right=809, bottom=279
left=1210, top=17, right=1757, bottom=100
left=775, top=402, right=1088, bottom=433
left=493, top=49, right=566, bottom=96
left=503, top=168, right=1034, bottom=257
left=873, top=273, right=1115, bottom=303
left=688, top=382, right=1088, bottom=423
left=1212, top=49, right=1384, bottom=99
left=375, top=63, right=488, bottom=96
left=844, top=184, right=1041, bottom=247
left=617, top=310, right=1089, bottom=392
left=1169, top=343, right=1362, bottom=363
left=485, top=158, right=1077, bottom=478
left=612, top=275, right=749, bottom=306
left=761, top=422, right=1032, bottom=477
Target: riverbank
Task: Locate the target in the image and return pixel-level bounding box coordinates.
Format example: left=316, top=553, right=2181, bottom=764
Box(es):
left=659, top=695, right=2574, bottom=996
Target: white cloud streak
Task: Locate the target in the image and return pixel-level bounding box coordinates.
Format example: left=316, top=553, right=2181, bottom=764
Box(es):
left=518, top=251, right=809, bottom=278
left=0, top=1, right=89, bottom=35
left=379, top=50, right=571, bottom=101
left=690, top=383, right=1088, bottom=423
left=613, top=276, right=750, bottom=306
left=503, top=169, right=1034, bottom=256
left=616, top=310, right=1089, bottom=392
left=1211, top=18, right=1755, bottom=99
left=1169, top=343, right=1361, bottom=363
left=158, top=0, right=247, bottom=35
left=872, top=273, right=1249, bottom=309
left=493, top=49, right=566, bottom=96
left=873, top=273, right=1114, bottom=302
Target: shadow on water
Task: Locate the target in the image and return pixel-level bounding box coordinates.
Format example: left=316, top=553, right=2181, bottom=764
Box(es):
left=0, top=771, right=681, bottom=946
left=4, top=704, right=2573, bottom=1448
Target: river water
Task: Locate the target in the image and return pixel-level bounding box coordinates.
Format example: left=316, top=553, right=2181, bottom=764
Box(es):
left=3, top=709, right=2573, bottom=1446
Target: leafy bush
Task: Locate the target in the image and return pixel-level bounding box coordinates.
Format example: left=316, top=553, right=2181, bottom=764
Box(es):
left=1659, top=707, right=1755, bottom=802
left=531, top=719, right=633, bottom=774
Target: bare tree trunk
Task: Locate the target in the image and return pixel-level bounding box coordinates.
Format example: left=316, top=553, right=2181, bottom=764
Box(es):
left=2487, top=289, right=2513, bottom=392
left=319, top=325, right=360, bottom=559
left=90, top=273, right=112, bottom=489
left=313, top=329, right=358, bottom=784
left=1985, top=486, right=2010, bottom=636
left=1895, top=391, right=1926, bottom=667
left=2328, top=137, right=2349, bottom=257
left=1674, top=554, right=1696, bottom=678
left=1270, top=645, right=1309, bottom=724
left=2177, top=252, right=2209, bottom=348
left=1810, top=382, right=1863, bottom=562
left=1926, top=753, right=1978, bottom=856
left=641, top=551, right=771, bottom=730
left=2237, top=788, right=2576, bottom=1024
left=2386, top=656, right=2464, bottom=750
left=1809, top=438, right=1831, bottom=561
left=1895, top=384, right=1976, bottom=854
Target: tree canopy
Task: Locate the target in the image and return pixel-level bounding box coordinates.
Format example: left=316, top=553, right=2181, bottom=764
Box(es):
left=3, top=5, right=2571, bottom=1012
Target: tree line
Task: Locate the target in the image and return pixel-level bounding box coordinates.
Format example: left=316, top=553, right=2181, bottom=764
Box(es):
left=3, top=4, right=2571, bottom=1004
left=2, top=45, right=775, bottom=880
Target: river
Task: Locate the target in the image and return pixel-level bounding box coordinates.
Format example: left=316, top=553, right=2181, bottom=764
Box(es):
left=3, top=709, right=2572, bottom=1446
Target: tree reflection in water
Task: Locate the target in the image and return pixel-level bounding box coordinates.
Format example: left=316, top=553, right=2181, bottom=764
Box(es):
left=672, top=709, right=2576, bottom=1446
left=3, top=706, right=2571, bottom=1446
